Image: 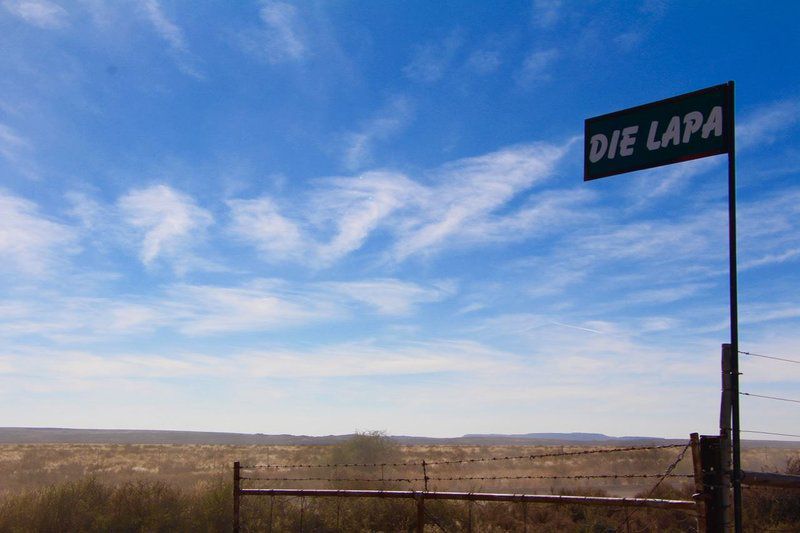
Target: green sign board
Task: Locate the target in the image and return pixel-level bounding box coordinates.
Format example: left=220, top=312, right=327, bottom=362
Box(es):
left=584, top=83, right=732, bottom=181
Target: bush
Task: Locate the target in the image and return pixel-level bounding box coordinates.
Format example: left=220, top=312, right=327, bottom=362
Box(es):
left=327, top=430, right=399, bottom=465
left=0, top=477, right=232, bottom=533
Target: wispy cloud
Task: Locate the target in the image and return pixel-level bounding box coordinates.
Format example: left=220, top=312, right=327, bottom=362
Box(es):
left=741, top=248, right=800, bottom=270
left=227, top=196, right=305, bottom=261
left=0, top=338, right=498, bottom=385
left=390, top=141, right=572, bottom=260
left=466, top=48, right=503, bottom=75
left=118, top=185, right=213, bottom=272
left=0, top=122, right=37, bottom=179
left=241, top=0, right=307, bottom=64
left=2, top=0, right=68, bottom=28
left=738, top=98, right=800, bottom=149
left=0, top=277, right=454, bottom=340
left=516, top=48, right=559, bottom=86
left=403, top=29, right=464, bottom=83
left=342, top=96, right=413, bottom=171
left=0, top=191, right=77, bottom=276
left=319, top=279, right=455, bottom=315
left=531, top=0, right=562, bottom=28
left=229, top=140, right=573, bottom=266
left=140, top=0, right=203, bottom=78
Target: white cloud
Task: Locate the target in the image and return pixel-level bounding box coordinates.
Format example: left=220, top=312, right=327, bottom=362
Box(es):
left=0, top=338, right=499, bottom=385
left=624, top=283, right=710, bottom=304
left=741, top=248, right=800, bottom=270
left=531, top=0, right=562, bottom=28
left=140, top=0, right=203, bottom=78
left=467, top=48, right=502, bottom=75
left=0, top=122, right=37, bottom=178
left=312, top=171, right=422, bottom=263
left=2, top=0, right=67, bottom=28
left=0, top=192, right=77, bottom=276
left=342, top=96, right=413, bottom=171
left=164, top=281, right=335, bottom=335
left=118, top=184, right=213, bottom=271
left=0, top=277, right=452, bottom=340
left=390, top=141, right=571, bottom=260
left=738, top=98, right=800, bottom=150
left=229, top=140, right=573, bottom=266
left=228, top=197, right=305, bottom=261
left=517, top=48, right=559, bottom=86
left=241, top=0, right=307, bottom=64
left=142, top=0, right=185, bottom=52
left=0, top=124, right=30, bottom=160
left=403, top=30, right=463, bottom=83
left=320, top=279, right=455, bottom=315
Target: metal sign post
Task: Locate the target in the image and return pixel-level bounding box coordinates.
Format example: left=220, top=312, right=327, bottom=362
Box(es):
left=725, top=81, right=742, bottom=533
left=584, top=81, right=741, bottom=532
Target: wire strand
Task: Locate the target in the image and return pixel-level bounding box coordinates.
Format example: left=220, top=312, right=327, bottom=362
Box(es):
left=741, top=392, right=800, bottom=404
left=741, top=430, right=800, bottom=439
left=739, top=350, right=800, bottom=365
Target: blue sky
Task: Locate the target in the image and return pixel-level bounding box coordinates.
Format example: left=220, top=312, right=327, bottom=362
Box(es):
left=1, top=0, right=799, bottom=439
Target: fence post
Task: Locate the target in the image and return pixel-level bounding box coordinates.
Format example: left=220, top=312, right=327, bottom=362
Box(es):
left=720, top=344, right=733, bottom=528
left=417, top=495, right=425, bottom=533
left=690, top=433, right=706, bottom=533
left=233, top=461, right=241, bottom=533
left=700, top=436, right=725, bottom=531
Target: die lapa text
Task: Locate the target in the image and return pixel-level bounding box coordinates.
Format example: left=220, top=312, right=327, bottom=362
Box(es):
left=588, top=106, right=723, bottom=163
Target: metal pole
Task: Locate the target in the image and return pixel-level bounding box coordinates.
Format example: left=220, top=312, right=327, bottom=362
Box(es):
left=416, top=495, right=425, bottom=533
left=233, top=461, right=241, bottom=533
left=725, top=79, right=742, bottom=533
left=720, top=345, right=733, bottom=529
left=700, top=436, right=725, bottom=531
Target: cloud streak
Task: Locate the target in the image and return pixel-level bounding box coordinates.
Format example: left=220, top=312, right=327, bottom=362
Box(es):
left=342, top=96, right=413, bottom=171
left=230, top=140, right=574, bottom=266
left=2, top=0, right=68, bottom=28
left=140, top=0, right=203, bottom=78
left=241, top=0, right=307, bottom=64
left=118, top=184, right=213, bottom=272
left=0, top=191, right=77, bottom=276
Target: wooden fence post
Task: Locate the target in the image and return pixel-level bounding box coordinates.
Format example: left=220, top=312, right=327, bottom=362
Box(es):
left=690, top=433, right=706, bottom=532
left=233, top=461, right=241, bottom=533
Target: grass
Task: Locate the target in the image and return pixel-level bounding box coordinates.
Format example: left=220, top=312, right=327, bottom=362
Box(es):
left=0, top=437, right=797, bottom=531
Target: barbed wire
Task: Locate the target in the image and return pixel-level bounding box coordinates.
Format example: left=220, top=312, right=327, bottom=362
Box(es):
left=241, top=476, right=418, bottom=483
left=425, top=443, right=687, bottom=466
left=741, top=392, right=800, bottom=404
left=740, top=350, right=800, bottom=365
left=741, top=430, right=800, bottom=439
left=616, top=442, right=692, bottom=530
left=239, top=442, right=688, bottom=470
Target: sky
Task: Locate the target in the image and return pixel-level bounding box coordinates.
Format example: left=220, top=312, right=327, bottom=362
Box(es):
left=1, top=0, right=799, bottom=439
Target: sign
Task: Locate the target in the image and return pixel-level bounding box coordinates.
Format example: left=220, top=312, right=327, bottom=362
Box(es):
left=584, top=83, right=731, bottom=181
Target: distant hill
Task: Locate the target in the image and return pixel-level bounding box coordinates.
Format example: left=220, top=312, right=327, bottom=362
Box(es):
left=462, top=432, right=657, bottom=442
left=0, top=428, right=796, bottom=447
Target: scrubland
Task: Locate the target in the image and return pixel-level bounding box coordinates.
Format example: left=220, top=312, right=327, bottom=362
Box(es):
left=0, top=438, right=797, bottom=531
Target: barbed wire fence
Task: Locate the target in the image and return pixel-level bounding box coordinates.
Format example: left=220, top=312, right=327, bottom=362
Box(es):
left=234, top=441, right=701, bottom=532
